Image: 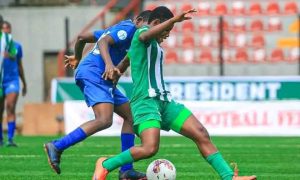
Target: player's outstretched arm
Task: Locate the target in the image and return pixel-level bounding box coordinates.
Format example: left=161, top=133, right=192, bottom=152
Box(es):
left=139, top=9, right=196, bottom=42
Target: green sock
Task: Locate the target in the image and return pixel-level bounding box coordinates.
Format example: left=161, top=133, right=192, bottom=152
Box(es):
left=206, top=152, right=234, bottom=180
left=103, top=149, right=134, bottom=172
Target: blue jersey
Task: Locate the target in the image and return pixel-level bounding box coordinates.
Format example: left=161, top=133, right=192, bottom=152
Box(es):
left=3, top=41, right=22, bottom=83
left=75, top=20, right=136, bottom=83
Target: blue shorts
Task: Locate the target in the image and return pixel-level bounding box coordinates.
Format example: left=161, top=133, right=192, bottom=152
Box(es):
left=2, top=80, right=20, bottom=96
left=75, top=78, right=128, bottom=107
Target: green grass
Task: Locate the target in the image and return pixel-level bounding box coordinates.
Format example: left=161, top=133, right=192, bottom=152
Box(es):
left=0, top=136, right=300, bottom=179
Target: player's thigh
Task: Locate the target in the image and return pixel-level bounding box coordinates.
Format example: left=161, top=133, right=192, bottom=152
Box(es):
left=162, top=100, right=192, bottom=132
left=113, top=88, right=131, bottom=120
left=5, top=93, right=18, bottom=110
left=140, top=127, right=160, bottom=149
left=76, top=78, right=114, bottom=107
left=114, top=102, right=132, bottom=121
left=131, top=97, right=161, bottom=135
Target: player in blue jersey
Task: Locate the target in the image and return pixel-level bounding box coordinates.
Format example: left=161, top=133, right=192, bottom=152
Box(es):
left=0, top=18, right=19, bottom=147
left=44, top=11, right=151, bottom=179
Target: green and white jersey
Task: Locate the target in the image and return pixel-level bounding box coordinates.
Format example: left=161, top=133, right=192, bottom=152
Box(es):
left=128, top=26, right=171, bottom=102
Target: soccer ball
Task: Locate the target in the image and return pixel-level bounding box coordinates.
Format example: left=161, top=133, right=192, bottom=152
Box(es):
left=146, top=159, right=176, bottom=180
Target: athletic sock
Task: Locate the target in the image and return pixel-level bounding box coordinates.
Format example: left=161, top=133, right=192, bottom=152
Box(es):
left=103, top=149, right=134, bottom=172
left=206, top=152, right=234, bottom=180
left=7, top=121, right=16, bottom=142
left=53, top=127, right=87, bottom=151
left=120, top=133, right=135, bottom=172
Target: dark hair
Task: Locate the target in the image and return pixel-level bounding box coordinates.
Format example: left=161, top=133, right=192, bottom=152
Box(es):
left=136, top=10, right=152, bottom=22
left=3, top=21, right=11, bottom=28
left=147, top=6, right=174, bottom=24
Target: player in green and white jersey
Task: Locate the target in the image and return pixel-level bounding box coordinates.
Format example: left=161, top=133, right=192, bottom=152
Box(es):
left=93, top=7, right=256, bottom=180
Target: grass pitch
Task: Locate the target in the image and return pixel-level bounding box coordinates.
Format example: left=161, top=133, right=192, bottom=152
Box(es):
left=0, top=136, right=299, bottom=180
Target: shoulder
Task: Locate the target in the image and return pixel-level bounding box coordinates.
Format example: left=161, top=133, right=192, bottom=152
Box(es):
left=137, top=26, right=149, bottom=33
left=112, top=20, right=136, bottom=32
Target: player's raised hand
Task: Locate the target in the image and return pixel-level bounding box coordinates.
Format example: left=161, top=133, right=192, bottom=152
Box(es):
left=173, top=9, right=197, bottom=23
left=64, top=55, right=79, bottom=69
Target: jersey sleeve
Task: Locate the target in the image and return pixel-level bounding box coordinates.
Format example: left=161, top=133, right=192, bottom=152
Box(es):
left=93, top=30, right=104, bottom=40
left=107, top=26, right=134, bottom=45
left=134, top=26, right=150, bottom=47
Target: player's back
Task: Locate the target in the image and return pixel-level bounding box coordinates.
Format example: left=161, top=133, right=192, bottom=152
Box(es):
left=75, top=20, right=136, bottom=83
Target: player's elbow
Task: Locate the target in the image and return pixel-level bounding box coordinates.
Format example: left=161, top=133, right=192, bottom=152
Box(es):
left=77, top=35, right=87, bottom=43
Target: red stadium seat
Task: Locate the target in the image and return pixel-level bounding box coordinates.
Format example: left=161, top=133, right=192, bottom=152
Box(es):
left=182, top=21, right=195, bottom=32
left=234, top=48, right=248, bottom=62
left=249, top=2, right=263, bottom=15
left=165, top=49, right=179, bottom=64
left=233, top=33, right=247, bottom=47
left=232, top=1, right=246, bottom=15
left=182, top=48, right=195, bottom=63
left=250, top=19, right=264, bottom=31
left=199, top=49, right=213, bottom=63
left=287, top=47, right=299, bottom=62
left=145, top=3, right=156, bottom=10
left=215, top=2, right=228, bottom=15
left=268, top=17, right=282, bottom=31
left=199, top=33, right=213, bottom=47
left=182, top=35, right=196, bottom=48
left=284, top=1, right=298, bottom=14
left=222, top=49, right=232, bottom=62
left=198, top=2, right=211, bottom=15
left=253, top=48, right=266, bottom=62
left=232, top=18, right=246, bottom=32
left=270, top=48, right=285, bottom=62
left=198, top=19, right=212, bottom=32
left=181, top=3, right=193, bottom=12
left=251, top=34, right=265, bottom=48
left=266, top=2, right=280, bottom=14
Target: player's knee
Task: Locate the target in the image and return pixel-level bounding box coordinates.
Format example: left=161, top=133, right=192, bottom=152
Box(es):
left=143, top=145, right=159, bottom=158
left=95, top=117, right=113, bottom=129
left=6, top=104, right=15, bottom=115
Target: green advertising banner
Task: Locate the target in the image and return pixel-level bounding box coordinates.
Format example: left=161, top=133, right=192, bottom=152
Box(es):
left=51, top=76, right=300, bottom=103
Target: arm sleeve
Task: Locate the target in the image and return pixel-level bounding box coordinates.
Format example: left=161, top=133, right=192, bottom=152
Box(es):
left=106, top=26, right=133, bottom=45
left=93, top=30, right=105, bottom=40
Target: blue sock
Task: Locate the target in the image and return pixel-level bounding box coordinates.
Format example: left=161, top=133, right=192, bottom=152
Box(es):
left=53, top=127, right=87, bottom=151
left=7, top=121, right=16, bottom=142
left=0, top=123, right=3, bottom=142
left=120, top=133, right=135, bottom=172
